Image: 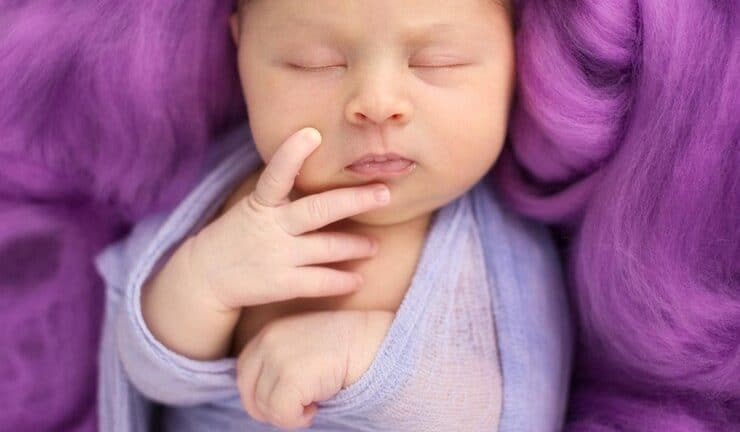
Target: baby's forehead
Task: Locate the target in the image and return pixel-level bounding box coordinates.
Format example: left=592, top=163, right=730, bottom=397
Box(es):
left=240, top=1, right=510, bottom=43
left=239, top=0, right=511, bottom=25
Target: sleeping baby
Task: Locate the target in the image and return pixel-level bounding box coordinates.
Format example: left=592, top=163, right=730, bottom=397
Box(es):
left=95, top=0, right=572, bottom=430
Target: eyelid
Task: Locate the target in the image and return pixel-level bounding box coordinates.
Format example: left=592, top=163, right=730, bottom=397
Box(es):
left=287, top=63, right=346, bottom=71
left=410, top=61, right=471, bottom=69
left=285, top=53, right=345, bottom=70
left=410, top=62, right=469, bottom=68
left=409, top=54, right=471, bottom=68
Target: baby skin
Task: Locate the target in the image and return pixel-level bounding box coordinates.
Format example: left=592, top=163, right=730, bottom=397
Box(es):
left=143, top=129, right=422, bottom=429
left=142, top=0, right=515, bottom=429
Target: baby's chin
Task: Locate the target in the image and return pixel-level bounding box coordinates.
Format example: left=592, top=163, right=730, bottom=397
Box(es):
left=345, top=200, right=438, bottom=227
left=346, top=208, right=405, bottom=226
left=292, top=173, right=444, bottom=227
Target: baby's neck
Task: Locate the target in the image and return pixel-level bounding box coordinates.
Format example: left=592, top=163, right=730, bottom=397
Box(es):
left=320, top=211, right=433, bottom=252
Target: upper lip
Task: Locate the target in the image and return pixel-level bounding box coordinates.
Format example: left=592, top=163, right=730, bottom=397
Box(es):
left=346, top=152, right=413, bottom=167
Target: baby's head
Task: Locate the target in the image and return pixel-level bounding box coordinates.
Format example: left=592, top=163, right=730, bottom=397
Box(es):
left=230, top=0, right=515, bottom=226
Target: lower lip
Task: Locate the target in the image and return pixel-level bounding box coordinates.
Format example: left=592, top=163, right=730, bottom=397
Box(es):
left=345, top=159, right=416, bottom=179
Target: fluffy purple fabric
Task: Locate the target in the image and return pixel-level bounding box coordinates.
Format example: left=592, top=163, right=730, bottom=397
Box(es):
left=0, top=1, right=243, bottom=430
left=497, top=0, right=739, bottom=429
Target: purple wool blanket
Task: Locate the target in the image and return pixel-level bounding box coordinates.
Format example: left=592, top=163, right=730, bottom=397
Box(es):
left=0, top=2, right=244, bottom=429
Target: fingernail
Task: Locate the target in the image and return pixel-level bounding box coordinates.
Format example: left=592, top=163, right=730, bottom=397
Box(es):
left=369, top=238, right=379, bottom=254
left=304, top=128, right=321, bottom=145
left=374, top=187, right=390, bottom=203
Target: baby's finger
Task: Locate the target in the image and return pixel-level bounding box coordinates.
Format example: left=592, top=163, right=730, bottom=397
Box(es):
left=278, top=184, right=390, bottom=235
left=236, top=352, right=269, bottom=423
left=278, top=267, right=363, bottom=300
left=252, top=128, right=322, bottom=208
left=291, top=232, right=378, bottom=266
left=254, top=367, right=280, bottom=421
left=268, top=377, right=313, bottom=430
left=300, top=403, right=319, bottom=427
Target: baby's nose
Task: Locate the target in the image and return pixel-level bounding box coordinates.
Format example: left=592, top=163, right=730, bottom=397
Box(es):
left=345, top=80, right=413, bottom=127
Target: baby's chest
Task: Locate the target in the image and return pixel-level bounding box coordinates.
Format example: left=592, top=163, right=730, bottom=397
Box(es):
left=313, top=266, right=502, bottom=430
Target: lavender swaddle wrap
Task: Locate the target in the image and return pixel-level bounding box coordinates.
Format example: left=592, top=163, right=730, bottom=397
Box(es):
left=95, top=124, right=573, bottom=431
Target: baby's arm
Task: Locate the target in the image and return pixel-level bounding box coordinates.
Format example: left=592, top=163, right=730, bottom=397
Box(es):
left=139, top=127, right=391, bottom=360
left=141, top=236, right=241, bottom=360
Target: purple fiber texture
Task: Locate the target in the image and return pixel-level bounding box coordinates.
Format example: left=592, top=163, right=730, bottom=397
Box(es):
left=496, top=0, right=739, bottom=430
left=0, top=1, right=244, bottom=430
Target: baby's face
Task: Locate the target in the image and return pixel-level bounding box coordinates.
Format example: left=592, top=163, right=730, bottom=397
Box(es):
left=231, top=0, right=515, bottom=226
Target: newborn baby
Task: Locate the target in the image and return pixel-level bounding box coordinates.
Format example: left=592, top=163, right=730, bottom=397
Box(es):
left=96, top=0, right=572, bottom=430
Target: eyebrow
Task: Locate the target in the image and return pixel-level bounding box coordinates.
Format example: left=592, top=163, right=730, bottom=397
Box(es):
left=277, top=16, right=469, bottom=42
left=405, top=22, right=467, bottom=41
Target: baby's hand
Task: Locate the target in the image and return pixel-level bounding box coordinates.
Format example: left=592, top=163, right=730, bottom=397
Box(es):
left=185, top=128, right=392, bottom=312
left=236, top=310, right=395, bottom=430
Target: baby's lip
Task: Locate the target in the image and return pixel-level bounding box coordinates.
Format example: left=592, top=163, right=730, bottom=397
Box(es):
left=346, top=152, right=413, bottom=167
left=344, top=153, right=417, bottom=179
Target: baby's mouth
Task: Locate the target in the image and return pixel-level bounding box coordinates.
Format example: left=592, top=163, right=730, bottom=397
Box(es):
left=345, top=153, right=416, bottom=179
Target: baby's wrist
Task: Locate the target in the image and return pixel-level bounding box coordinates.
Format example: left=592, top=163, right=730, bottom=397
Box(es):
left=344, top=310, right=395, bottom=386
left=140, top=237, right=241, bottom=360
left=179, top=236, right=241, bottom=317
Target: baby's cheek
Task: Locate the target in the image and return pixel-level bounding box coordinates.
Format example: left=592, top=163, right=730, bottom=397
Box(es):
left=292, top=166, right=337, bottom=198
left=440, top=142, right=501, bottom=197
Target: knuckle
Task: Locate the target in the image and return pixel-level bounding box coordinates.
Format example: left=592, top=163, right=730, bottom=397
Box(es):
left=273, top=210, right=293, bottom=235
left=353, top=189, right=367, bottom=209
left=263, top=168, right=282, bottom=190
left=259, top=326, right=291, bottom=359
left=307, top=197, right=330, bottom=223
left=272, top=271, right=295, bottom=300
left=323, top=235, right=337, bottom=256
left=259, top=328, right=282, bottom=351
left=240, top=193, right=266, bottom=217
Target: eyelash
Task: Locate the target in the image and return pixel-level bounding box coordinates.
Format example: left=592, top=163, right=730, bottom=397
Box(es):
left=287, top=63, right=468, bottom=72
left=412, top=64, right=468, bottom=70
left=288, top=64, right=344, bottom=72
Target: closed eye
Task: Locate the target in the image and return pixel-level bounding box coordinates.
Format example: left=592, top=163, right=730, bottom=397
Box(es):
left=287, top=63, right=346, bottom=72
left=410, top=63, right=472, bottom=74
left=409, top=55, right=472, bottom=69
left=410, top=63, right=469, bottom=68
